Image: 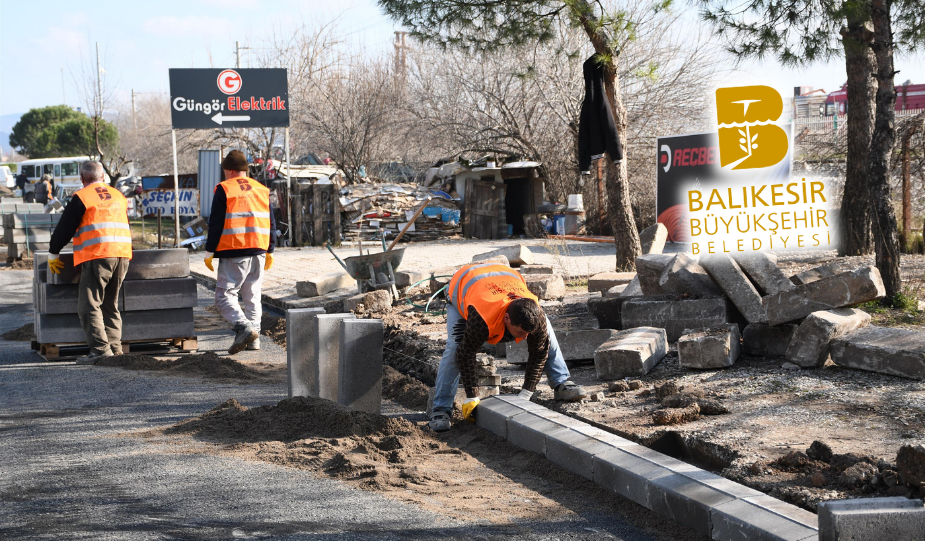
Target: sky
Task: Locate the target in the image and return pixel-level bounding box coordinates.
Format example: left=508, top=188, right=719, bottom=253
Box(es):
left=1, top=0, right=924, bottom=122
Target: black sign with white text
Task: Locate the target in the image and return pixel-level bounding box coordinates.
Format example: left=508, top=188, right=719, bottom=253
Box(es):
left=169, top=68, right=289, bottom=129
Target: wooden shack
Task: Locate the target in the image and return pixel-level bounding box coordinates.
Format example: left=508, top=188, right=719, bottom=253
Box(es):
left=453, top=162, right=544, bottom=239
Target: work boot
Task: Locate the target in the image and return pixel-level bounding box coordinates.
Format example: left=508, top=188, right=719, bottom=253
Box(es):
left=428, top=412, right=452, bottom=433
left=75, top=349, right=114, bottom=366
left=246, top=337, right=261, bottom=351
left=554, top=381, right=588, bottom=402
left=229, top=322, right=258, bottom=355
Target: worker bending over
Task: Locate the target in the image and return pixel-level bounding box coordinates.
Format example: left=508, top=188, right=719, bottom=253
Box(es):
left=203, top=150, right=276, bottom=354
left=48, top=161, right=132, bottom=365
left=429, top=262, right=588, bottom=432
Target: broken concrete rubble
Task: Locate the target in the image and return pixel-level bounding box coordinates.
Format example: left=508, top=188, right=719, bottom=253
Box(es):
left=732, top=252, right=795, bottom=295
left=343, top=289, right=393, bottom=313
left=638, top=222, right=668, bottom=254
left=678, top=324, right=741, bottom=369
left=621, top=296, right=730, bottom=342
left=472, top=244, right=534, bottom=267
left=790, top=260, right=855, bottom=286
left=587, top=296, right=631, bottom=330
left=507, top=329, right=619, bottom=364
left=296, top=272, right=356, bottom=298
left=742, top=323, right=798, bottom=357
left=830, top=325, right=925, bottom=380
left=620, top=276, right=643, bottom=297
left=765, top=266, right=885, bottom=326
left=699, top=254, right=767, bottom=324
left=522, top=274, right=566, bottom=300
left=635, top=254, right=673, bottom=295
left=519, top=264, right=554, bottom=275
left=593, top=327, right=667, bottom=380
left=588, top=272, right=636, bottom=294
left=656, top=253, right=722, bottom=298
left=604, top=285, right=626, bottom=298
left=785, top=308, right=871, bottom=368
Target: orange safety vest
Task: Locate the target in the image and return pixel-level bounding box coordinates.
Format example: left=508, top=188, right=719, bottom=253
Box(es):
left=72, top=182, right=133, bottom=265
left=215, top=177, right=271, bottom=252
left=447, top=263, right=538, bottom=344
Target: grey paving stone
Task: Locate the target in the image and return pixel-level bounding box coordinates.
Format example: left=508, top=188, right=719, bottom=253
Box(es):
left=125, top=249, right=191, bottom=280
left=588, top=272, right=636, bottom=293
left=701, top=253, right=767, bottom=324
left=830, top=325, right=925, bottom=380
left=473, top=396, right=528, bottom=438
left=766, top=266, right=885, bottom=326
left=472, top=244, right=535, bottom=266
left=592, top=447, right=673, bottom=508
left=657, top=253, right=723, bottom=298
left=785, top=308, right=871, bottom=367
left=36, top=283, right=81, bottom=314
left=818, top=497, right=925, bottom=541
left=394, top=269, right=430, bottom=288
left=523, top=273, right=567, bottom=300
left=647, top=473, right=736, bottom=537
left=506, top=411, right=572, bottom=455
left=711, top=497, right=819, bottom=541
left=545, top=428, right=622, bottom=480
left=288, top=312, right=355, bottom=400
left=121, top=278, right=198, bottom=311
left=743, top=323, right=798, bottom=357
left=621, top=296, right=730, bottom=341
left=286, top=308, right=327, bottom=398
left=338, top=319, right=383, bottom=414
left=507, top=329, right=618, bottom=364
left=678, top=324, right=741, bottom=369
left=588, top=296, right=632, bottom=330
left=636, top=254, right=674, bottom=295
left=35, top=308, right=195, bottom=344
left=594, top=327, right=667, bottom=380
left=295, top=272, right=356, bottom=298
left=732, top=252, right=795, bottom=295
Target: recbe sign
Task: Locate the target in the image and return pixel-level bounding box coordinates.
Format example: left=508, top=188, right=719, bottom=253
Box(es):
left=169, top=68, right=289, bottom=129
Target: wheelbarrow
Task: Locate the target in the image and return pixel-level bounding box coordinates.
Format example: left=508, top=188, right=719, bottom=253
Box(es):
left=326, top=243, right=405, bottom=297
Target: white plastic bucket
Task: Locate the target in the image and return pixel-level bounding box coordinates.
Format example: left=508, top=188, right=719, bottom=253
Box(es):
left=567, top=194, right=584, bottom=210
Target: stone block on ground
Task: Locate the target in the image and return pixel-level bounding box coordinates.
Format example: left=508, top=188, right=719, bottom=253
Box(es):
left=35, top=308, right=195, bottom=344
left=286, top=308, right=327, bottom=398
left=506, top=328, right=619, bottom=364
left=523, top=274, right=566, bottom=300
left=338, top=319, right=384, bottom=414
left=765, top=266, right=886, bottom=326
left=785, top=308, right=871, bottom=367
left=620, top=275, right=643, bottom=297
left=790, top=261, right=855, bottom=286
left=830, top=325, right=925, bottom=380
left=818, top=497, right=925, bottom=541
left=621, top=296, right=730, bottom=342
left=742, top=323, right=798, bottom=357
left=121, top=277, right=198, bottom=311
left=678, top=324, right=741, bottom=369
left=342, top=289, right=392, bottom=313
left=635, top=254, right=673, bottom=295
left=296, top=272, right=356, bottom=298
left=594, top=327, right=667, bottom=380
left=548, top=314, right=599, bottom=332
left=732, top=252, right=795, bottom=295
left=125, top=249, right=191, bottom=280
left=700, top=254, right=767, bottom=323
left=711, top=496, right=819, bottom=541
left=604, top=285, right=626, bottom=298
left=588, top=296, right=633, bottom=330
left=287, top=312, right=355, bottom=400
left=657, top=253, right=722, bottom=298
left=472, top=244, right=534, bottom=267
left=395, top=270, right=429, bottom=288
left=896, top=444, right=925, bottom=488
left=588, top=272, right=636, bottom=294
left=639, top=223, right=668, bottom=254
left=519, top=264, right=554, bottom=275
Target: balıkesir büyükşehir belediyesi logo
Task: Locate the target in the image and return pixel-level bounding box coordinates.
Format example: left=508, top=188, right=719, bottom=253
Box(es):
left=715, top=85, right=788, bottom=170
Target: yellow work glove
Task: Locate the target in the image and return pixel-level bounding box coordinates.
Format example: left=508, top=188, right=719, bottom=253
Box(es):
left=461, top=397, right=480, bottom=423
left=264, top=253, right=274, bottom=271
left=204, top=253, right=214, bottom=272
left=48, top=254, right=64, bottom=275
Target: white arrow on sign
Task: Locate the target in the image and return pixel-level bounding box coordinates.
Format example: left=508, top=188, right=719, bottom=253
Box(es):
left=211, top=113, right=251, bottom=125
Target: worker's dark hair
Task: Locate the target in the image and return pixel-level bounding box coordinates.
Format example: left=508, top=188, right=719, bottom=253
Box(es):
left=507, top=297, right=544, bottom=333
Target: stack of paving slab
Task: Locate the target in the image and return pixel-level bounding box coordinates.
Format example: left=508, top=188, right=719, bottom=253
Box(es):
left=32, top=249, right=196, bottom=348
left=286, top=308, right=385, bottom=414
left=587, top=251, right=917, bottom=380
left=2, top=205, right=64, bottom=259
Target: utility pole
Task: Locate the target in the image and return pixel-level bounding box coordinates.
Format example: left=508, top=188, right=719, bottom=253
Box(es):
left=61, top=68, right=66, bottom=105
left=95, top=42, right=104, bottom=117
left=235, top=41, right=241, bottom=69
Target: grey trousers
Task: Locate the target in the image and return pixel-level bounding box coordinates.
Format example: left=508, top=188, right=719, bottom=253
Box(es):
left=77, top=257, right=129, bottom=356
left=215, top=254, right=264, bottom=331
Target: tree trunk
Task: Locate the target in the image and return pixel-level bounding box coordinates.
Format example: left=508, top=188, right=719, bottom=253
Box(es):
left=901, top=129, right=912, bottom=250
left=574, top=2, right=642, bottom=271
left=868, top=0, right=902, bottom=300
left=838, top=15, right=876, bottom=256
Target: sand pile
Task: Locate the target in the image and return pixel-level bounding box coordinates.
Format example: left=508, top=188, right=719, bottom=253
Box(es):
left=260, top=314, right=287, bottom=347
left=1, top=259, right=33, bottom=270
left=2, top=323, right=35, bottom=342
left=95, top=352, right=266, bottom=381
left=381, top=365, right=430, bottom=411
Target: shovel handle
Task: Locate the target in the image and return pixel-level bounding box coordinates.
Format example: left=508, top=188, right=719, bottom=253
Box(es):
left=387, top=197, right=431, bottom=252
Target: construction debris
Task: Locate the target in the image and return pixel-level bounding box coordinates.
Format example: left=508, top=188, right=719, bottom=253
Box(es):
left=785, top=308, right=871, bottom=367
left=588, top=272, right=635, bottom=294
left=593, top=327, right=667, bottom=380
left=472, top=244, right=535, bottom=267
left=677, top=324, right=741, bottom=369
left=338, top=182, right=461, bottom=244
left=523, top=273, right=566, bottom=300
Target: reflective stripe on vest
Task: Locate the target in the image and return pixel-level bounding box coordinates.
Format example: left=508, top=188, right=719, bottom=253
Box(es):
left=449, top=263, right=538, bottom=344
left=215, top=177, right=271, bottom=252
left=72, top=182, right=132, bottom=265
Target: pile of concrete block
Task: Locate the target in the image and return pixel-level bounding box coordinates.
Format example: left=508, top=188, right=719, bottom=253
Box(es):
left=586, top=251, right=895, bottom=377
left=2, top=209, right=65, bottom=260
left=287, top=309, right=385, bottom=414
left=32, top=249, right=196, bottom=353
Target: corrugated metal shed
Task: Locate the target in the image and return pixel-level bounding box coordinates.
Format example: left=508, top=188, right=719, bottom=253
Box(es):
left=198, top=149, right=221, bottom=217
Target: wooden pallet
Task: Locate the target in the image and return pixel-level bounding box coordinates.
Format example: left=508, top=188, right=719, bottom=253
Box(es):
left=34, top=337, right=198, bottom=362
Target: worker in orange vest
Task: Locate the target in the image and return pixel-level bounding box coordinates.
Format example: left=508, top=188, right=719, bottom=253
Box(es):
left=202, top=150, right=276, bottom=354
left=48, top=161, right=133, bottom=365
left=429, top=263, right=588, bottom=432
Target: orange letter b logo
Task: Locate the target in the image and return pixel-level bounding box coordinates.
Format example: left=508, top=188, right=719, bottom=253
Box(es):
left=716, top=86, right=788, bottom=170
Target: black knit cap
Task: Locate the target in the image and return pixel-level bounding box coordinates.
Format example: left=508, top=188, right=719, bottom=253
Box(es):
left=222, top=150, right=249, bottom=171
